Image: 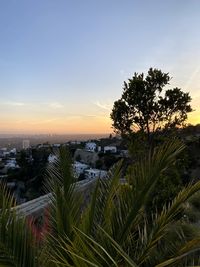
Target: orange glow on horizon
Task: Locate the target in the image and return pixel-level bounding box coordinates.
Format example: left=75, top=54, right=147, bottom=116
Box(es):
left=0, top=109, right=199, bottom=135
left=0, top=116, right=113, bottom=134
left=188, top=112, right=200, bottom=126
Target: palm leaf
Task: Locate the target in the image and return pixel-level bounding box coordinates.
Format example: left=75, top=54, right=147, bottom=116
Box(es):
left=117, top=140, right=185, bottom=243
left=0, top=183, right=39, bottom=267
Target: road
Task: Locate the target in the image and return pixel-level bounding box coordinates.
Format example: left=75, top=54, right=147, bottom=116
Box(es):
left=14, top=177, right=97, bottom=218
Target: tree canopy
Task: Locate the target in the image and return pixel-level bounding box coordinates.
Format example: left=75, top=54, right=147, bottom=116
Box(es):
left=110, top=68, right=192, bottom=137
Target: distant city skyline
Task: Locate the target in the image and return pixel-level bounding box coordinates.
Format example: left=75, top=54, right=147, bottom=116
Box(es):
left=0, top=0, right=200, bottom=134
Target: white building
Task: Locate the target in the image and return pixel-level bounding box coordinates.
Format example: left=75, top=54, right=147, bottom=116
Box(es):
left=22, top=140, right=30, bottom=149
left=48, top=154, right=58, bottom=163
left=5, top=159, right=19, bottom=169
left=3, top=151, right=10, bottom=157
left=104, top=146, right=117, bottom=153
left=10, top=148, right=17, bottom=155
left=84, top=169, right=107, bottom=180
left=85, top=142, right=97, bottom=152
left=70, top=141, right=81, bottom=145
left=0, top=148, right=7, bottom=157
left=52, top=144, right=61, bottom=148
left=73, top=161, right=89, bottom=178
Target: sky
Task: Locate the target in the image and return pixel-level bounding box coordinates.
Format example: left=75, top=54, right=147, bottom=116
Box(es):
left=0, top=0, right=200, bottom=134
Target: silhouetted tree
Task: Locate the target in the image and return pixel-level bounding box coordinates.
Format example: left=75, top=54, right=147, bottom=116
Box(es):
left=111, top=68, right=192, bottom=141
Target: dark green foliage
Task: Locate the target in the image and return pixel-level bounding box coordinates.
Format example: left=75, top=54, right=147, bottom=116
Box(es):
left=95, top=159, right=103, bottom=169
left=128, top=133, right=192, bottom=212
left=7, top=148, right=51, bottom=200
left=150, top=166, right=183, bottom=211
left=44, top=141, right=200, bottom=266
left=189, top=192, right=200, bottom=210
left=95, top=154, right=119, bottom=170
left=2, top=143, right=200, bottom=266
left=15, top=150, right=32, bottom=182
left=15, top=148, right=50, bottom=183
left=103, top=154, right=118, bottom=169
left=111, top=68, right=192, bottom=139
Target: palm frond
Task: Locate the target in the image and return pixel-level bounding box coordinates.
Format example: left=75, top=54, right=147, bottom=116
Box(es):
left=135, top=180, right=200, bottom=265
left=49, top=226, right=139, bottom=267
left=117, top=140, right=185, bottom=244
left=41, top=139, right=200, bottom=267
left=0, top=183, right=39, bottom=267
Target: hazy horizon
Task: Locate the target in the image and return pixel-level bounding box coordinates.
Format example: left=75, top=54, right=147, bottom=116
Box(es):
left=0, top=133, right=110, bottom=138
left=0, top=133, right=111, bottom=149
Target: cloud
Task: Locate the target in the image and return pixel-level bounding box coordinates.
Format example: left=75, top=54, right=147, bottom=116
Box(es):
left=93, top=101, right=112, bottom=111
left=27, top=118, right=61, bottom=125
left=48, top=102, right=64, bottom=109
left=81, top=114, right=99, bottom=118
left=184, top=66, right=200, bottom=90
left=5, top=101, right=26, bottom=107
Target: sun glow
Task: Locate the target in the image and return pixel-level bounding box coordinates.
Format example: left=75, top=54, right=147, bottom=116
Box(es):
left=0, top=116, right=112, bottom=135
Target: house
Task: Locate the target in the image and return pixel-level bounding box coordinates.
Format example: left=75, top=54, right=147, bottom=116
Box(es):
left=0, top=148, right=7, bottom=157
left=52, top=144, right=61, bottom=148
left=3, top=151, right=10, bottom=158
left=38, top=143, right=51, bottom=148
left=70, top=141, right=81, bottom=145
left=5, top=159, right=19, bottom=169
left=84, top=169, right=107, bottom=180
left=72, top=161, right=89, bottom=178
left=10, top=148, right=17, bottom=155
left=85, top=142, right=97, bottom=152
left=48, top=154, right=58, bottom=163
left=104, top=146, right=117, bottom=154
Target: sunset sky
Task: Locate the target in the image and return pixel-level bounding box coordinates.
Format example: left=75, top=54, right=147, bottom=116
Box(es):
left=0, top=0, right=200, bottom=134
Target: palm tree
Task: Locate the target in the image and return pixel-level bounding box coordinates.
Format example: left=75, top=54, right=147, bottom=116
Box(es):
left=1, top=140, right=200, bottom=266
